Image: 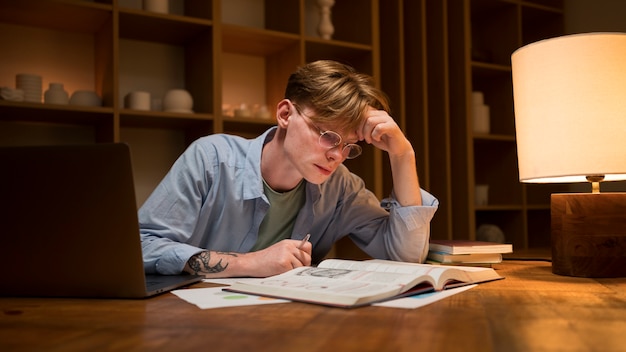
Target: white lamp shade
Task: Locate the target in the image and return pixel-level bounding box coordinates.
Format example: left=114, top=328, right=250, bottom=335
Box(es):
left=512, top=33, right=626, bottom=183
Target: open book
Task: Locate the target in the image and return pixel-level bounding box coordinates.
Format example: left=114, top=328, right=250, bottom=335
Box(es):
left=225, top=259, right=503, bottom=308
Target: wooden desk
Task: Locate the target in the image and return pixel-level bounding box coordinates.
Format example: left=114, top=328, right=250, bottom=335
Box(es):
left=1, top=260, right=625, bottom=351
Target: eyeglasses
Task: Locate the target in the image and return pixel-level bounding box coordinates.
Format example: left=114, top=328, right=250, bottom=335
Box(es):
left=292, top=103, right=362, bottom=159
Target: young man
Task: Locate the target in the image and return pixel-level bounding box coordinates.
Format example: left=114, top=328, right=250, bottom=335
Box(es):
left=139, top=60, right=439, bottom=278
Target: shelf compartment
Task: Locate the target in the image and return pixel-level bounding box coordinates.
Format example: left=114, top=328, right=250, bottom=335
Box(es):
left=471, top=63, right=515, bottom=136
left=221, top=26, right=300, bottom=120
left=118, top=10, right=214, bottom=114
left=0, top=1, right=115, bottom=107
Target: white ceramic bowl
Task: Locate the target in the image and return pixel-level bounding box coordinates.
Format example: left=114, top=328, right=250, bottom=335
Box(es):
left=70, top=90, right=102, bottom=107
left=163, top=89, right=193, bottom=113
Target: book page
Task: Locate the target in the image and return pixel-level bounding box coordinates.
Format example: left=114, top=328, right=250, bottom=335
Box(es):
left=319, top=259, right=471, bottom=289
left=256, top=266, right=428, bottom=294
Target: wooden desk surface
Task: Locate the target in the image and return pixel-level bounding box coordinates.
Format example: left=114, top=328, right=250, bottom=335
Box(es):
left=2, top=260, right=625, bottom=351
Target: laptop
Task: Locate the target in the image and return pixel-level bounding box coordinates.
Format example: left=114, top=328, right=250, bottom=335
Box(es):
left=0, top=143, right=202, bottom=298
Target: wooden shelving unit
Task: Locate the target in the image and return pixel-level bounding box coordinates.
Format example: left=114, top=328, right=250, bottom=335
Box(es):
left=380, top=0, right=565, bottom=251
left=1, top=0, right=570, bottom=255
left=0, top=0, right=381, bottom=259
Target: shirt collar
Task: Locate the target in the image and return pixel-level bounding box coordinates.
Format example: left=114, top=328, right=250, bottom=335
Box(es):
left=242, top=127, right=323, bottom=203
left=242, top=127, right=276, bottom=200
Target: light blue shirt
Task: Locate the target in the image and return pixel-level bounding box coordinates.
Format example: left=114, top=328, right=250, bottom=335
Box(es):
left=139, top=127, right=439, bottom=275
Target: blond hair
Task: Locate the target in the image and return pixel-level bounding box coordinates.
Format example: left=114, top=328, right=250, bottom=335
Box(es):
left=284, top=60, right=390, bottom=131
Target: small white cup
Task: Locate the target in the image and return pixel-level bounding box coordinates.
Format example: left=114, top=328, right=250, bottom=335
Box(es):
left=125, top=91, right=151, bottom=111
left=143, top=0, right=169, bottom=14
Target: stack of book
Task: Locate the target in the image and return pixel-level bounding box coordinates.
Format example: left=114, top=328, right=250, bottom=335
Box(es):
left=427, top=240, right=513, bottom=267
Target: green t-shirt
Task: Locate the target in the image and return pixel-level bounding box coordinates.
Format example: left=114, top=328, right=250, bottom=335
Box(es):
left=251, top=179, right=306, bottom=251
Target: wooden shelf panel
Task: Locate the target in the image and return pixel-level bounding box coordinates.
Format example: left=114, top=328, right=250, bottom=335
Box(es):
left=305, top=40, right=373, bottom=74
left=222, top=25, right=300, bottom=56
left=521, top=0, right=564, bottom=11
left=120, top=110, right=213, bottom=130
left=119, top=9, right=212, bottom=45
left=473, top=133, right=516, bottom=141
left=0, top=0, right=112, bottom=33
left=0, top=101, right=113, bottom=125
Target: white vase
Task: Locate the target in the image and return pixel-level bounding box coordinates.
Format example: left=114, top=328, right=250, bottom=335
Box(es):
left=44, top=83, right=69, bottom=105
left=317, top=0, right=335, bottom=40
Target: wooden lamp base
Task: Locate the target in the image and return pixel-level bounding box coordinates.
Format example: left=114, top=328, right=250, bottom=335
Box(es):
left=551, top=193, right=626, bottom=277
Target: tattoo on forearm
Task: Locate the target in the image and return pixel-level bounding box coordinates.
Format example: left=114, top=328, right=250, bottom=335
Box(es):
left=188, top=251, right=237, bottom=274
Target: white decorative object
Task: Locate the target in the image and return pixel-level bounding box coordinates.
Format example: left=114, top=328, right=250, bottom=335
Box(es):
left=471, top=91, right=490, bottom=134
left=44, top=83, right=69, bottom=105
left=317, top=0, right=335, bottom=40
left=69, top=90, right=102, bottom=107
left=234, top=103, right=251, bottom=118
left=163, top=89, right=193, bottom=113
left=476, top=224, right=505, bottom=243
left=143, top=0, right=169, bottom=14
left=475, top=184, right=489, bottom=206
left=16, top=73, right=42, bottom=103
left=0, top=87, right=24, bottom=101
left=124, top=91, right=151, bottom=110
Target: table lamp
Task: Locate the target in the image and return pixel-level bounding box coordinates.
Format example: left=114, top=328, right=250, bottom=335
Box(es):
left=511, top=32, right=626, bottom=278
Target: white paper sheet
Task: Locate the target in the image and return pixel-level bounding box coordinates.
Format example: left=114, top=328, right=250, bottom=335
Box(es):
left=374, top=284, right=477, bottom=309
left=172, top=286, right=289, bottom=309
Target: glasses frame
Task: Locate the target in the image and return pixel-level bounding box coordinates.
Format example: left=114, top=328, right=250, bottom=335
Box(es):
left=292, top=102, right=362, bottom=159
